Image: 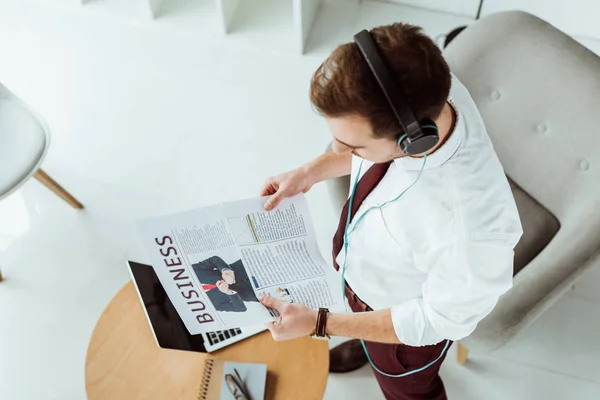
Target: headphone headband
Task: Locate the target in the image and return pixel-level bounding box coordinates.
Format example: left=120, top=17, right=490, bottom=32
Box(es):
left=353, top=29, right=439, bottom=155
left=353, top=30, right=420, bottom=137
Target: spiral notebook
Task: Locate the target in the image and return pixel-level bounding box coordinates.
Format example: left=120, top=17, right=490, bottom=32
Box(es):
left=199, top=359, right=267, bottom=400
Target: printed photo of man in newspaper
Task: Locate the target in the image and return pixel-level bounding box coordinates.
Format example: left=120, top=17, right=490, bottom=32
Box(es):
left=191, top=256, right=259, bottom=313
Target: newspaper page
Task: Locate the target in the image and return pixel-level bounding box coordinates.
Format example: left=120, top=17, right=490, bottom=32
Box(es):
left=136, top=194, right=344, bottom=334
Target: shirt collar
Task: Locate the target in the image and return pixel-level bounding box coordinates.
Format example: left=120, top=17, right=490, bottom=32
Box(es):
left=394, top=100, right=464, bottom=171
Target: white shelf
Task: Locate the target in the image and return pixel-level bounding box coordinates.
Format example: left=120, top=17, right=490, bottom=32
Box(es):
left=215, top=0, right=240, bottom=34
left=80, top=0, right=155, bottom=21
left=46, top=0, right=86, bottom=5
left=383, top=0, right=480, bottom=18
left=222, top=0, right=296, bottom=54
left=301, top=0, right=361, bottom=55
left=215, top=0, right=325, bottom=54
left=303, top=0, right=472, bottom=55
left=39, top=0, right=600, bottom=56
left=43, top=0, right=475, bottom=55
left=148, top=0, right=163, bottom=18
left=293, top=0, right=322, bottom=54
left=149, top=0, right=221, bottom=36
left=355, top=1, right=473, bottom=44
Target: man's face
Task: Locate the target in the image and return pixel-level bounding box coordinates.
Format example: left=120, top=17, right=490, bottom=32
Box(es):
left=326, top=114, right=402, bottom=163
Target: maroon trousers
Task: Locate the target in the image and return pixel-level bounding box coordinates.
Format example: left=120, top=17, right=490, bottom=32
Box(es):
left=332, top=161, right=451, bottom=400
left=347, top=293, right=451, bottom=400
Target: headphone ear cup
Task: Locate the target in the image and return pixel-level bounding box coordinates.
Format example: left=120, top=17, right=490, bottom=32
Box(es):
left=398, top=119, right=440, bottom=156
left=418, top=118, right=439, bottom=136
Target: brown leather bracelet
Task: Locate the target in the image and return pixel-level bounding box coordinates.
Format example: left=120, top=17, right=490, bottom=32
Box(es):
left=315, top=308, right=330, bottom=338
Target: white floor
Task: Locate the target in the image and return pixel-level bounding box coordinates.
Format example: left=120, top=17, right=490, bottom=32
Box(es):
left=1, top=1, right=600, bottom=399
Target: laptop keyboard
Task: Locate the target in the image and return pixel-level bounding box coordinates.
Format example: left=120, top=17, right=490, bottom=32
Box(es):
left=207, top=328, right=242, bottom=346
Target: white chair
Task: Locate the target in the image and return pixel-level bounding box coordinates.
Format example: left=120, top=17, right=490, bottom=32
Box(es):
left=0, top=82, right=83, bottom=282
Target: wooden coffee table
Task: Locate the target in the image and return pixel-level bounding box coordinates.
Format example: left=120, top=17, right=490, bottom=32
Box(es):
left=85, top=282, right=329, bottom=400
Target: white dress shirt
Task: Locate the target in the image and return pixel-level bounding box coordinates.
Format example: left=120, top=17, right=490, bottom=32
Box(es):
left=336, top=75, right=523, bottom=346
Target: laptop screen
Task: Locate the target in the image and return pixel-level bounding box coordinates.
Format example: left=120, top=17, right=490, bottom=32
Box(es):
left=128, top=261, right=206, bottom=352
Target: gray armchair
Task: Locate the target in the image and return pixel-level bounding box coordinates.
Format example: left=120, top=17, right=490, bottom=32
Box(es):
left=325, top=11, right=600, bottom=362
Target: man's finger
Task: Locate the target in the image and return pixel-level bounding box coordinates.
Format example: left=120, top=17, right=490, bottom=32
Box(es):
left=264, top=192, right=283, bottom=211
left=264, top=322, right=276, bottom=333
left=259, top=294, right=285, bottom=311
left=265, top=321, right=283, bottom=339
left=259, top=180, right=277, bottom=197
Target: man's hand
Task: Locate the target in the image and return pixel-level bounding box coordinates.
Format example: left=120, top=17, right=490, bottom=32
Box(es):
left=260, top=167, right=314, bottom=211
left=216, top=280, right=234, bottom=295
left=222, top=269, right=236, bottom=285
left=259, top=295, right=318, bottom=341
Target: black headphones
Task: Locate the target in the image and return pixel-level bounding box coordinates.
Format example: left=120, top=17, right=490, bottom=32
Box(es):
left=353, top=30, right=439, bottom=156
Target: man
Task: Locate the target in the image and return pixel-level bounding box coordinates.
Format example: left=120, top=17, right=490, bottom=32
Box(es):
left=192, top=256, right=258, bottom=303
left=258, top=23, right=522, bottom=400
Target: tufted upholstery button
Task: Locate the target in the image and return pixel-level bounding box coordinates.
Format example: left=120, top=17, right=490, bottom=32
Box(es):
left=579, top=160, right=590, bottom=171
left=536, top=123, right=548, bottom=133
left=490, top=90, right=501, bottom=101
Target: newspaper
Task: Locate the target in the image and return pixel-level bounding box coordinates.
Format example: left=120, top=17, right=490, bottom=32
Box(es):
left=136, top=194, right=345, bottom=334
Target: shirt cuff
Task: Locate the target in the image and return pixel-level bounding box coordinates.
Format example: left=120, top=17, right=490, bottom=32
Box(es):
left=391, top=298, right=445, bottom=346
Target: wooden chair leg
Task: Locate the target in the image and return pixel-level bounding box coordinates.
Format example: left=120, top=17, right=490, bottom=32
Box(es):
left=33, top=169, right=84, bottom=209
left=457, top=343, right=469, bottom=365
left=0, top=266, right=3, bottom=282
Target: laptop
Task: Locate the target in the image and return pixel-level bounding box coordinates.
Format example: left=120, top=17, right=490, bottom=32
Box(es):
left=127, top=261, right=266, bottom=353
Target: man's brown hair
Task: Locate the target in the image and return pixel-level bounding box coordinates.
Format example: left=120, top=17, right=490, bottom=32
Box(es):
left=310, top=23, right=451, bottom=140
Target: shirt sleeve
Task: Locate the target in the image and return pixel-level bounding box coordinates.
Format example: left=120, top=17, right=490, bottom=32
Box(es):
left=391, top=238, right=516, bottom=346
